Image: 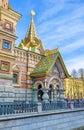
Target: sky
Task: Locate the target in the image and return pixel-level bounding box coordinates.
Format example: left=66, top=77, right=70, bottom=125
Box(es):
left=9, top=0, right=84, bottom=74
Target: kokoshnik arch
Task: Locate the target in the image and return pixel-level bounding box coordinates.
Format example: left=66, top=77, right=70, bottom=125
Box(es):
left=0, top=0, right=69, bottom=102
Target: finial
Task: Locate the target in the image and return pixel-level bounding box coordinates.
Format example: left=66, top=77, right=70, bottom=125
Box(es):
left=30, top=10, right=35, bottom=17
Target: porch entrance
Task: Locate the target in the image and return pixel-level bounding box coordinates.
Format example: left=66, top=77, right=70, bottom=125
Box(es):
left=37, top=84, right=43, bottom=101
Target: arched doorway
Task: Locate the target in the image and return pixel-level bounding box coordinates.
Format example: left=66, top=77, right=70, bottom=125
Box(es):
left=37, top=84, right=43, bottom=101
left=48, top=76, right=63, bottom=101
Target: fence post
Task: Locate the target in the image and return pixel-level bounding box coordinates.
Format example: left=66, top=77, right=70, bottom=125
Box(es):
left=37, top=102, right=42, bottom=113
left=70, top=101, right=74, bottom=109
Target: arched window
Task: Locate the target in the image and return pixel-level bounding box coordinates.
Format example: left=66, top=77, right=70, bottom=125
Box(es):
left=12, top=65, right=21, bottom=86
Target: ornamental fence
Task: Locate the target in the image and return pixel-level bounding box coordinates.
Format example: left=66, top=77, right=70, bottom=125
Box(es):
left=0, top=101, right=38, bottom=115
left=42, top=100, right=84, bottom=111
left=0, top=100, right=84, bottom=115
left=42, top=101, right=67, bottom=111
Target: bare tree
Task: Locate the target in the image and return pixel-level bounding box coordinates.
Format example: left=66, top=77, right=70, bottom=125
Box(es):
left=78, top=68, right=84, bottom=85
left=78, top=68, right=84, bottom=79
left=71, top=69, right=78, bottom=78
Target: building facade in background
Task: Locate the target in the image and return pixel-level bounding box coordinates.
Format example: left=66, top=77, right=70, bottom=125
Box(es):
left=64, top=78, right=84, bottom=99
left=0, top=0, right=70, bottom=102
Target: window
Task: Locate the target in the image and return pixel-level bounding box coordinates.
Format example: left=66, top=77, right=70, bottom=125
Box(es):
left=13, top=73, right=18, bottom=84
left=0, top=61, right=10, bottom=72
left=3, top=40, right=11, bottom=50
left=12, top=65, right=21, bottom=86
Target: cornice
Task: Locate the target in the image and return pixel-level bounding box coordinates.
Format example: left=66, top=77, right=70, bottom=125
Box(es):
left=0, top=30, right=17, bottom=40
left=0, top=52, right=15, bottom=60
left=30, top=72, right=46, bottom=77
left=0, top=7, right=21, bottom=21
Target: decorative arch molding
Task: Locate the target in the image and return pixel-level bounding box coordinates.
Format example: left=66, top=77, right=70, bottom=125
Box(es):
left=48, top=76, right=63, bottom=89
left=12, top=64, right=21, bottom=72
left=34, top=81, right=43, bottom=89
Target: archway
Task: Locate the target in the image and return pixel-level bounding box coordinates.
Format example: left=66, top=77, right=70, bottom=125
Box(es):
left=34, top=81, right=43, bottom=89
left=48, top=76, right=63, bottom=101
left=48, top=76, right=62, bottom=89
left=37, top=84, right=43, bottom=101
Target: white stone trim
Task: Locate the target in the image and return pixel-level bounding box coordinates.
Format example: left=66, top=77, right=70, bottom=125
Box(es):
left=48, top=76, right=63, bottom=89
left=34, top=81, right=43, bottom=89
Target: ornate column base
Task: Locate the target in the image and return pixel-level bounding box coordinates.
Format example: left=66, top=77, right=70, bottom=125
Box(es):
left=42, top=89, right=49, bottom=103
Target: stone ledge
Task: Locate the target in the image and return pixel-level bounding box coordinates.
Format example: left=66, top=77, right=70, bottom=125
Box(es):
left=0, top=75, right=13, bottom=80
left=0, top=98, right=14, bottom=102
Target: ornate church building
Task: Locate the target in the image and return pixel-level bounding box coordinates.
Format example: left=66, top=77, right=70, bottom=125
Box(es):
left=0, top=0, right=69, bottom=102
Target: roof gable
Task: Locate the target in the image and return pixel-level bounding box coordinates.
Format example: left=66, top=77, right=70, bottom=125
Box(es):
left=30, top=50, right=69, bottom=77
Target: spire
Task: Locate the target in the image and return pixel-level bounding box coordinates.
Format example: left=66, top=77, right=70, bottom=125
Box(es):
left=26, top=10, right=38, bottom=38
left=19, top=10, right=40, bottom=49
left=19, top=10, right=45, bottom=54
left=0, top=0, right=10, bottom=9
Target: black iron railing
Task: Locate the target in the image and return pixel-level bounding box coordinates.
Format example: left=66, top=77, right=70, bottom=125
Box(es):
left=0, top=102, right=38, bottom=115
left=42, top=100, right=84, bottom=111
left=0, top=100, right=84, bottom=115
left=42, top=101, right=67, bottom=111
left=74, top=101, right=84, bottom=108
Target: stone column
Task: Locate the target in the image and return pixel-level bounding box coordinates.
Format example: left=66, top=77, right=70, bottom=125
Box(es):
left=37, top=102, right=42, bottom=113
left=34, top=89, right=38, bottom=102
left=53, top=89, right=57, bottom=101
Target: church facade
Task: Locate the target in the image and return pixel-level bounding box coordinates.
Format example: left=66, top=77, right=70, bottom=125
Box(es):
left=0, top=0, right=69, bottom=102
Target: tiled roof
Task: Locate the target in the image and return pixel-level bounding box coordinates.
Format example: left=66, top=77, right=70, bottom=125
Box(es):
left=30, top=52, right=59, bottom=76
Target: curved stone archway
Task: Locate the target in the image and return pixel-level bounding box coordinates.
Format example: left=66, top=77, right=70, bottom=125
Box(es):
left=34, top=81, right=44, bottom=101
left=48, top=76, right=64, bottom=101
left=48, top=76, right=63, bottom=89
left=34, top=81, right=43, bottom=89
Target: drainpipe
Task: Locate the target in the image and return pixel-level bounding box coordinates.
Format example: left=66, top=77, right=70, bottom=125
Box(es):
left=25, top=49, right=29, bottom=102
left=32, top=78, right=35, bottom=102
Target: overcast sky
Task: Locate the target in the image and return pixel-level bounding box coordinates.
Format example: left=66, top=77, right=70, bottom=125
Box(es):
left=9, top=0, right=84, bottom=74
